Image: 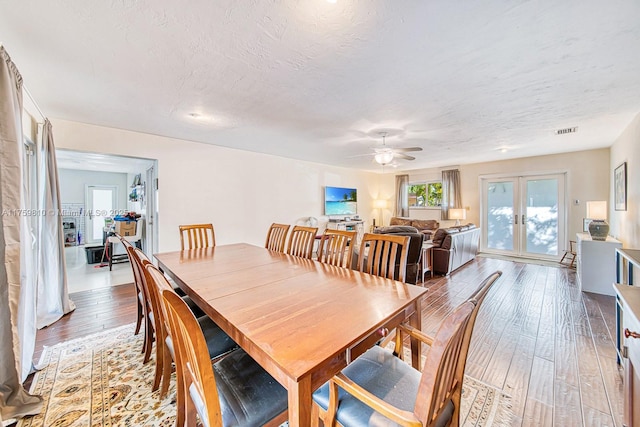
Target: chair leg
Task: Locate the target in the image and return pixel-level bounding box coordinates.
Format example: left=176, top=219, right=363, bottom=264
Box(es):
left=160, top=345, right=172, bottom=399
left=134, top=294, right=143, bottom=336
left=142, top=316, right=154, bottom=364
left=152, top=332, right=164, bottom=392
left=570, top=254, right=576, bottom=268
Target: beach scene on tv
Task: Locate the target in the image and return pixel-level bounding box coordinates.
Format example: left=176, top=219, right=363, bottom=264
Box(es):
left=325, top=186, right=357, bottom=215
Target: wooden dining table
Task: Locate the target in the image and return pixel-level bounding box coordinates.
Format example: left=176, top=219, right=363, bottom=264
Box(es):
left=154, top=243, right=428, bottom=426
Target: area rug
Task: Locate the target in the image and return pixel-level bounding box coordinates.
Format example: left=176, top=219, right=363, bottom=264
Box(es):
left=18, top=324, right=512, bottom=426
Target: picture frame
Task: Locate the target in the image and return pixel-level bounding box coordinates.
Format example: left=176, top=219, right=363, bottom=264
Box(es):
left=615, top=162, right=627, bottom=211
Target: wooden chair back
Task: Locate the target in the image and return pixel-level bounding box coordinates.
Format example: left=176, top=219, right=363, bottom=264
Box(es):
left=179, top=223, right=215, bottom=250
left=121, top=239, right=144, bottom=336
left=145, top=263, right=191, bottom=425
left=448, top=270, right=502, bottom=424
left=317, top=229, right=356, bottom=268
left=415, top=301, right=476, bottom=425
left=412, top=270, right=502, bottom=425
left=357, top=233, right=410, bottom=282
left=286, top=225, right=318, bottom=259
left=125, top=243, right=154, bottom=363
left=161, top=289, right=224, bottom=427
left=265, top=223, right=290, bottom=252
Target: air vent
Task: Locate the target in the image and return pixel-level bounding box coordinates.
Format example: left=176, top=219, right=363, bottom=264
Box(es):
left=555, top=127, right=578, bottom=135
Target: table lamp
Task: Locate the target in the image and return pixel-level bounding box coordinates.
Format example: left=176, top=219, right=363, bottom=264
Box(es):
left=449, top=208, right=466, bottom=226
left=586, top=201, right=609, bottom=241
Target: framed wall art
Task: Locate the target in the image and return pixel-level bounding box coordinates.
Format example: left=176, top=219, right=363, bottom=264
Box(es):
left=615, top=162, right=627, bottom=211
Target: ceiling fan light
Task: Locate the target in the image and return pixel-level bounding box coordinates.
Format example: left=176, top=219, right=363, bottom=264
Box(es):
left=375, top=152, right=394, bottom=165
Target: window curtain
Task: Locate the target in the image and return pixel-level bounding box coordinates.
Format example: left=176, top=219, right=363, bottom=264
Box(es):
left=441, top=169, right=462, bottom=220
left=36, top=119, right=75, bottom=330
left=0, top=45, right=43, bottom=422
left=394, top=174, right=409, bottom=218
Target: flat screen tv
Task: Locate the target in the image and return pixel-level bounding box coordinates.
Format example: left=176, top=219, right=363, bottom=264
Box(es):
left=324, top=186, right=357, bottom=216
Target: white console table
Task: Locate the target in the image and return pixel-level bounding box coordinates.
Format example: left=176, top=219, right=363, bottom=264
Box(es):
left=576, top=232, right=622, bottom=296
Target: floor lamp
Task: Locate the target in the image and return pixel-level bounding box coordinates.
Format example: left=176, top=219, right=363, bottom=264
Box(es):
left=373, top=199, right=387, bottom=227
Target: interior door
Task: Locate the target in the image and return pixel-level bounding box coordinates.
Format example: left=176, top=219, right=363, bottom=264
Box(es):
left=85, top=185, right=117, bottom=245
left=481, top=173, right=566, bottom=259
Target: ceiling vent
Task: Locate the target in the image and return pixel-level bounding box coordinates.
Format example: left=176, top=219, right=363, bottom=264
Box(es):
left=555, top=127, right=578, bottom=135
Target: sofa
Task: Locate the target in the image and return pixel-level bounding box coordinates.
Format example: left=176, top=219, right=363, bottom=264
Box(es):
left=389, top=217, right=439, bottom=240
left=372, top=226, right=425, bottom=284
left=431, top=224, right=480, bottom=275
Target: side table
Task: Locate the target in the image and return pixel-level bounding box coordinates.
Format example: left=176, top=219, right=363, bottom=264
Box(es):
left=421, top=241, right=434, bottom=283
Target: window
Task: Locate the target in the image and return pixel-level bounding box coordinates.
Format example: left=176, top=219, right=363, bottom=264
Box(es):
left=408, top=182, right=442, bottom=208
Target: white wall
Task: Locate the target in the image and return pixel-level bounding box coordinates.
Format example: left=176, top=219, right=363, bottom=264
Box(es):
left=610, top=112, right=640, bottom=247
left=404, top=149, right=610, bottom=244
left=58, top=168, right=128, bottom=209
left=51, top=119, right=394, bottom=251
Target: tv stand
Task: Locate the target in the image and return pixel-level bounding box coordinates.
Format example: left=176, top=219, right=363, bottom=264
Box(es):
left=326, top=219, right=365, bottom=245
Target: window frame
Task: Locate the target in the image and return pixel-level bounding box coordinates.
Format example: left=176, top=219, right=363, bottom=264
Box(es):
left=408, top=180, right=442, bottom=209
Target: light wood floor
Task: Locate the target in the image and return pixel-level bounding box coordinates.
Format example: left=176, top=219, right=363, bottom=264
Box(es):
left=33, top=255, right=623, bottom=427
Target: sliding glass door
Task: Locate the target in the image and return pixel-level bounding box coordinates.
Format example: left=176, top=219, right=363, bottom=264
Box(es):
left=481, top=173, right=566, bottom=259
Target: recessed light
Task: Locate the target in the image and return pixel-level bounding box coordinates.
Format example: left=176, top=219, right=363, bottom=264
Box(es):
left=188, top=112, right=203, bottom=119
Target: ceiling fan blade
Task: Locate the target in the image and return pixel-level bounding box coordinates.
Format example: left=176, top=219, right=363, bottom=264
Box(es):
left=393, top=147, right=423, bottom=153
left=347, top=153, right=376, bottom=158
left=394, top=153, right=416, bottom=161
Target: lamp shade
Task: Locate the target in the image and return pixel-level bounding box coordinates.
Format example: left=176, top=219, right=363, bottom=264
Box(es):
left=373, top=199, right=387, bottom=209
left=449, top=208, right=466, bottom=220
left=449, top=208, right=466, bottom=226
left=586, top=201, right=607, bottom=220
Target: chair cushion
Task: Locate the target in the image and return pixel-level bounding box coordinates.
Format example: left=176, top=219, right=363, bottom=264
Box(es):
left=313, top=346, right=454, bottom=427
left=197, top=316, right=238, bottom=359
left=214, top=348, right=288, bottom=426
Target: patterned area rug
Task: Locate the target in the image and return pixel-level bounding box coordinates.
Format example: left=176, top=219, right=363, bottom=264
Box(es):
left=18, top=324, right=512, bottom=426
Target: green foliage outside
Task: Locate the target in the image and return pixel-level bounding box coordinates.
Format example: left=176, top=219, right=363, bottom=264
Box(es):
left=408, top=183, right=442, bottom=207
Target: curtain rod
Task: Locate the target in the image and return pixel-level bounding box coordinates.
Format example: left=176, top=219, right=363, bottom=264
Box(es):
left=23, top=84, right=46, bottom=122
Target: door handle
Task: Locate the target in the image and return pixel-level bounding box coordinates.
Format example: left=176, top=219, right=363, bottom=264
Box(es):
left=522, top=214, right=526, bottom=223
left=514, top=215, right=518, bottom=225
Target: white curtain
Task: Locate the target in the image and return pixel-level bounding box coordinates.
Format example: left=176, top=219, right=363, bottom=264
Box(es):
left=0, top=44, right=43, bottom=422
left=441, top=169, right=462, bottom=220
left=36, top=119, right=75, bottom=330
left=394, top=174, right=409, bottom=218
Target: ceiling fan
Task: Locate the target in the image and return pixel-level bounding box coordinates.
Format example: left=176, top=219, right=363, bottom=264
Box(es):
left=370, top=132, right=423, bottom=165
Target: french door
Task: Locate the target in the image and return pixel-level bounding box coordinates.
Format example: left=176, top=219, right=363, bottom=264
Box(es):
left=481, top=173, right=566, bottom=259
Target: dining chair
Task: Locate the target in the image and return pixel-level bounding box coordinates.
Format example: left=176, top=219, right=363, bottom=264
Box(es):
left=141, top=257, right=237, bottom=403
left=317, top=228, right=356, bottom=268
left=265, top=223, right=290, bottom=252
left=161, top=289, right=289, bottom=427
left=286, top=225, right=319, bottom=259
left=120, top=238, right=144, bottom=338
left=311, top=270, right=502, bottom=427
left=179, top=223, right=215, bottom=250
left=357, top=233, right=410, bottom=282
left=124, top=242, right=154, bottom=362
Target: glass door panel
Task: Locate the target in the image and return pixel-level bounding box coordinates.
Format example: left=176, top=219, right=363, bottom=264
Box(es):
left=524, top=177, right=560, bottom=257
left=486, top=180, right=515, bottom=251
left=85, top=185, right=117, bottom=245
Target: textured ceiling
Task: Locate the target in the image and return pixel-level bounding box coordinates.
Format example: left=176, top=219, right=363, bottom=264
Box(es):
left=1, top=0, right=640, bottom=172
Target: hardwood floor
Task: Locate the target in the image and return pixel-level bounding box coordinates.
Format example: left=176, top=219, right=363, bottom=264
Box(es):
left=32, top=256, right=623, bottom=426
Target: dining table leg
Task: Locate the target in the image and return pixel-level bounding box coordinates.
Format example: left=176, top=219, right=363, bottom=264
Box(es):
left=410, top=298, right=423, bottom=369
left=287, top=375, right=312, bottom=427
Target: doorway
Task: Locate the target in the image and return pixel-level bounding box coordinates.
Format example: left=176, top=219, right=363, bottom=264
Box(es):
left=57, top=149, right=158, bottom=293
left=85, top=185, right=118, bottom=245
left=480, top=173, right=566, bottom=260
